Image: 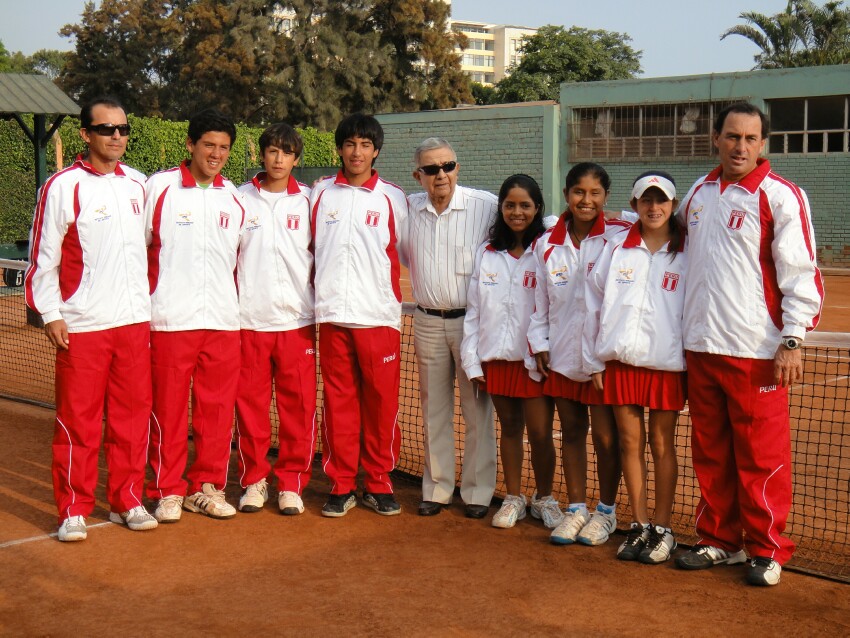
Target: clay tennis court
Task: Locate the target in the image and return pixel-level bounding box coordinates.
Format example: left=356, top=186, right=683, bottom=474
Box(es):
left=0, top=273, right=848, bottom=636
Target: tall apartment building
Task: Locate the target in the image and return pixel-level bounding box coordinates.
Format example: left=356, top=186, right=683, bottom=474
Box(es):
left=450, top=20, right=538, bottom=86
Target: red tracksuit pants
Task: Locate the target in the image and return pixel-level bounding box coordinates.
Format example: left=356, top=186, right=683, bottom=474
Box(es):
left=235, top=326, right=317, bottom=493
left=147, top=330, right=240, bottom=498
left=52, top=322, right=151, bottom=524
left=686, top=350, right=795, bottom=564
left=319, top=324, right=401, bottom=495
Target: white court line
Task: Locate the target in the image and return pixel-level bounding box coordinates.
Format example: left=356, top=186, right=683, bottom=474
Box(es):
left=0, top=521, right=112, bottom=549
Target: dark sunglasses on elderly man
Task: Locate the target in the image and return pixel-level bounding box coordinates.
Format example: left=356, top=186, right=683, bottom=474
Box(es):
left=87, top=123, right=132, bottom=137
left=417, top=161, right=457, bottom=176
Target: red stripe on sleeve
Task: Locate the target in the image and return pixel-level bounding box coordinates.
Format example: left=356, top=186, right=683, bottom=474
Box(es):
left=758, top=190, right=783, bottom=332
left=384, top=195, right=402, bottom=303
left=25, top=169, right=69, bottom=311
left=147, top=186, right=170, bottom=294
left=58, top=183, right=84, bottom=302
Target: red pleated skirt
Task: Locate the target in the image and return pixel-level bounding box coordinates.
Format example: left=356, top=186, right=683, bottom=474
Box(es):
left=482, top=360, right=544, bottom=398
left=543, top=371, right=604, bottom=405
left=602, top=360, right=686, bottom=410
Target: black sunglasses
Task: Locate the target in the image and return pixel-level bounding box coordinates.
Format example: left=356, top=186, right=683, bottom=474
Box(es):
left=87, top=123, right=131, bottom=137
left=418, top=161, right=457, bottom=176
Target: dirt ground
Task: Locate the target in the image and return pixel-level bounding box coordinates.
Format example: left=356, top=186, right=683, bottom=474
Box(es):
left=1, top=399, right=848, bottom=638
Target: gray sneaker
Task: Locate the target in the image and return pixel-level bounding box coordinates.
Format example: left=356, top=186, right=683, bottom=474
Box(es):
left=675, top=544, right=747, bottom=570
left=109, top=506, right=158, bottom=531
left=57, top=515, right=87, bottom=542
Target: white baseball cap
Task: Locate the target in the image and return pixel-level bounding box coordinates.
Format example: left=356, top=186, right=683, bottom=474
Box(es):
left=631, top=174, right=676, bottom=201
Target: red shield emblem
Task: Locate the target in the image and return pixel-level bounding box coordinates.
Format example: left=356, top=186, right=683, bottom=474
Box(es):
left=727, top=210, right=746, bottom=230
left=131, top=199, right=141, bottom=216
left=661, top=271, right=680, bottom=292
left=366, top=210, right=380, bottom=227
left=219, top=212, right=230, bottom=229
left=287, top=214, right=300, bottom=230
left=523, top=270, right=537, bottom=289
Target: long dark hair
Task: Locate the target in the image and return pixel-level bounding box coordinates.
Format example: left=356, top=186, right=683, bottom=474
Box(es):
left=489, top=174, right=545, bottom=251
left=632, top=170, right=685, bottom=258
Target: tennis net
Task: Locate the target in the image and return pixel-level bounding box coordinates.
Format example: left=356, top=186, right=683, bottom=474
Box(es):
left=1, top=257, right=848, bottom=582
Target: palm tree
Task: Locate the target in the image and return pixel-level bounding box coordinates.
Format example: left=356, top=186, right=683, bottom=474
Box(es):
left=721, top=0, right=850, bottom=68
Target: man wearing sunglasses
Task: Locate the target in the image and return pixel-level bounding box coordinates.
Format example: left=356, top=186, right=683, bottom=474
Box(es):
left=400, top=138, right=497, bottom=518
left=26, top=96, right=157, bottom=541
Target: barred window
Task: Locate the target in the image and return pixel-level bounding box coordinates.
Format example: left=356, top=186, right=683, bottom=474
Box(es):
left=769, top=96, right=850, bottom=154
left=568, top=101, right=738, bottom=160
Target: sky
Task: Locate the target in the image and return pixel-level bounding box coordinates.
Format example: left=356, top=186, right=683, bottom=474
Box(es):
left=1, top=0, right=790, bottom=78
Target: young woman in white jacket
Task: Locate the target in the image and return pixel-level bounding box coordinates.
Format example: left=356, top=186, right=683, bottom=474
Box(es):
left=584, top=171, right=687, bottom=564
left=461, top=175, right=561, bottom=530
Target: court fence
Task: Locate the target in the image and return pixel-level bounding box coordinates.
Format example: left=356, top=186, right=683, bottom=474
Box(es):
left=1, top=258, right=848, bottom=582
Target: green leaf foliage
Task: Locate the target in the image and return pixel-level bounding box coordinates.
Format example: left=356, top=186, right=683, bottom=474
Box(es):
left=494, top=25, right=642, bottom=104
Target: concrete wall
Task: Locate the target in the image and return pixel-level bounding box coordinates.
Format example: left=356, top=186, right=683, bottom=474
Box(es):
left=375, top=102, right=560, bottom=214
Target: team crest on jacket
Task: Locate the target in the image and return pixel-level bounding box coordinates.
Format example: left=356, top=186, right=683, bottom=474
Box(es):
left=131, top=199, right=141, bottom=216
left=523, top=270, right=537, bottom=289
left=727, top=209, right=746, bottom=230
left=287, top=214, right=300, bottom=230
left=219, top=212, right=230, bottom=229
left=366, top=210, right=380, bottom=227
left=246, top=215, right=261, bottom=231
left=177, top=211, right=192, bottom=226
left=661, top=271, right=679, bottom=292
left=482, top=271, right=498, bottom=286
left=325, top=210, right=339, bottom=225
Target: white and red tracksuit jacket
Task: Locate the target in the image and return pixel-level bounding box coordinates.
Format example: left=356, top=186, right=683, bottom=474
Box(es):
left=461, top=242, right=540, bottom=381
left=146, top=161, right=245, bottom=331
left=310, top=170, right=407, bottom=330
left=679, top=159, right=823, bottom=358
left=583, top=223, right=688, bottom=375
left=237, top=173, right=314, bottom=331
left=526, top=212, right=631, bottom=381
left=25, top=158, right=150, bottom=331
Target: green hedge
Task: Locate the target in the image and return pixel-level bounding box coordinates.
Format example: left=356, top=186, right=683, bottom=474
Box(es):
left=0, top=115, right=338, bottom=242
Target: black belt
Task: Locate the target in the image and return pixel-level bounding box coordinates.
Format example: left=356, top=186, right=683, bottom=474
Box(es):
left=416, top=305, right=466, bottom=319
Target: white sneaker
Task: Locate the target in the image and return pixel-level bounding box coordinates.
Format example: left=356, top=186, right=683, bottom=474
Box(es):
left=109, top=505, right=158, bottom=531
left=550, top=507, right=590, bottom=545
left=278, top=491, right=304, bottom=515
left=747, top=557, right=782, bottom=586
left=530, top=493, right=565, bottom=529
left=184, top=483, right=236, bottom=519
left=238, top=479, right=269, bottom=513
left=492, top=494, right=527, bottom=529
left=639, top=525, right=676, bottom=564
left=154, top=495, right=184, bottom=523
left=57, top=515, right=87, bottom=542
left=577, top=507, right=617, bottom=546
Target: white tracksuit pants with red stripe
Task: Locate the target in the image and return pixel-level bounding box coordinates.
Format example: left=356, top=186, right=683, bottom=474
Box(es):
left=235, top=326, right=317, bottom=493
left=319, top=324, right=401, bottom=495
left=52, top=322, right=151, bottom=523
left=686, top=350, right=796, bottom=565
left=147, top=330, right=240, bottom=498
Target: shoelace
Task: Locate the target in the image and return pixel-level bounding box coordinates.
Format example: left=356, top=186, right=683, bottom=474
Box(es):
left=644, top=528, right=664, bottom=551
left=624, top=526, right=647, bottom=547
left=751, top=557, right=773, bottom=568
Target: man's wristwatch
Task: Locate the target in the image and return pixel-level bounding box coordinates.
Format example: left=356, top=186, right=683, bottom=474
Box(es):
left=781, top=336, right=802, bottom=350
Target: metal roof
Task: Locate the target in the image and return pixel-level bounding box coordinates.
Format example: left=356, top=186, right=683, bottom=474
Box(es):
left=0, top=73, right=78, bottom=116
